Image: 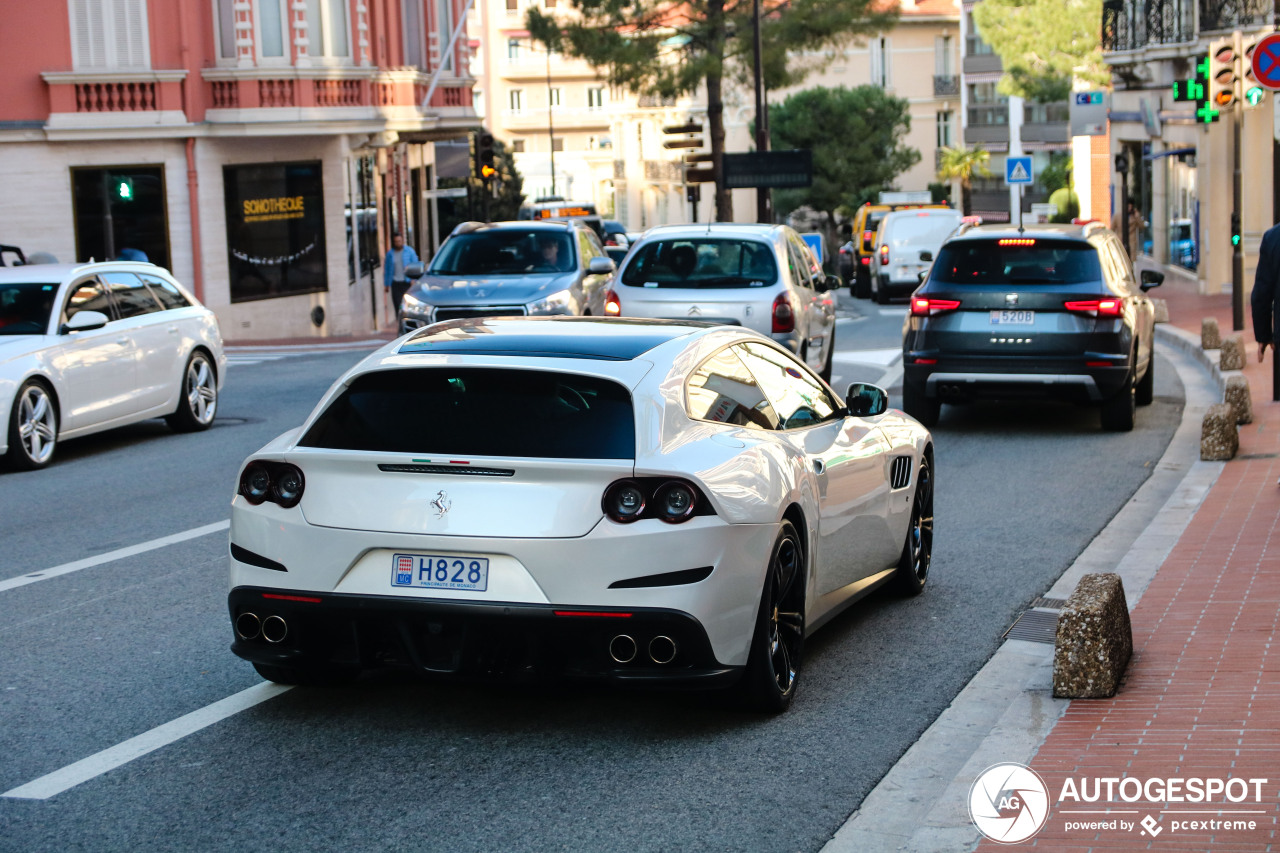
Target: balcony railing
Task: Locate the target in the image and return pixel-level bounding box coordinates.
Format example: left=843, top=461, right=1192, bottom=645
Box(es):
left=967, top=104, right=1009, bottom=126
left=933, top=75, right=960, bottom=97
left=1200, top=0, right=1273, bottom=30
left=1023, top=102, right=1069, bottom=124
left=1102, top=0, right=1195, bottom=51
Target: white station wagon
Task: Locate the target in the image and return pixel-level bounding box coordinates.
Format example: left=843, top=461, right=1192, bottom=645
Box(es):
left=0, top=262, right=226, bottom=470
left=228, top=317, right=933, bottom=711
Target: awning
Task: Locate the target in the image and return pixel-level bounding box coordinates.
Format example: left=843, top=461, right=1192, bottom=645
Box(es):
left=1144, top=147, right=1196, bottom=160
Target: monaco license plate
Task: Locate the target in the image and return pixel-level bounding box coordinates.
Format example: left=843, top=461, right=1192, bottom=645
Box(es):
left=391, top=553, right=489, bottom=592
left=990, top=310, right=1035, bottom=325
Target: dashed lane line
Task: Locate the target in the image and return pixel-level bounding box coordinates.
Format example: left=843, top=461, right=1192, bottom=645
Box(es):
left=2, top=682, right=292, bottom=800
left=0, top=521, right=230, bottom=594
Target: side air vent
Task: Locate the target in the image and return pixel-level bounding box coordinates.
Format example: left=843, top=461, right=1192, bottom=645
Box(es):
left=378, top=464, right=515, bottom=477
left=889, top=456, right=913, bottom=490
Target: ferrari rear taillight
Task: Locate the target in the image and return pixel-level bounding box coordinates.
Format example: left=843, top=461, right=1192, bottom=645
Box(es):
left=772, top=292, right=795, bottom=333
left=239, top=461, right=305, bottom=508
left=603, top=478, right=709, bottom=524
left=604, top=289, right=621, bottom=316
left=910, top=297, right=961, bottom=317
left=1064, top=298, right=1122, bottom=318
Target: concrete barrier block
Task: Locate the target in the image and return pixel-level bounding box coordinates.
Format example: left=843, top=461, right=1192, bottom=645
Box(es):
left=1152, top=298, right=1169, bottom=324
left=1219, top=334, right=1245, bottom=371
left=1201, top=317, right=1221, bottom=349
left=1200, top=403, right=1239, bottom=460
left=1225, top=374, right=1253, bottom=424
left=1052, top=573, right=1132, bottom=699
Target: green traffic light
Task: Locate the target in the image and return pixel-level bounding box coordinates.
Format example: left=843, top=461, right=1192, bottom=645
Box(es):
left=1232, top=234, right=1241, bottom=246
left=1245, top=86, right=1264, bottom=106
left=117, top=180, right=132, bottom=200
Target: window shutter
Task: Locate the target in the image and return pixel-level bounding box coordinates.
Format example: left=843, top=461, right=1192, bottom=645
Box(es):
left=113, top=0, right=149, bottom=68
left=70, top=0, right=107, bottom=68
left=869, top=37, right=882, bottom=86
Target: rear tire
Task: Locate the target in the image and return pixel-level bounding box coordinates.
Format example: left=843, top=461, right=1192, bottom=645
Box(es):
left=902, top=380, right=940, bottom=427
left=166, top=351, right=218, bottom=433
left=1100, top=367, right=1136, bottom=431
left=894, top=455, right=933, bottom=596
left=6, top=380, right=58, bottom=471
left=1134, top=350, right=1155, bottom=406
left=738, top=521, right=806, bottom=713
left=854, top=266, right=871, bottom=299
left=873, top=275, right=889, bottom=305
left=819, top=336, right=834, bottom=383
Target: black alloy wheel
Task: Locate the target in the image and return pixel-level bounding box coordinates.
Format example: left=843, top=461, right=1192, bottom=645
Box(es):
left=740, top=520, right=806, bottom=713
left=166, top=350, right=218, bottom=432
left=6, top=380, right=58, bottom=471
left=894, top=454, right=934, bottom=596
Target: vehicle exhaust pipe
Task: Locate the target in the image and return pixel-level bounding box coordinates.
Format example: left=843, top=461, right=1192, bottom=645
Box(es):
left=261, top=614, right=289, bottom=644
left=608, top=634, right=637, bottom=664
left=649, top=635, right=677, bottom=665
left=235, top=612, right=261, bottom=641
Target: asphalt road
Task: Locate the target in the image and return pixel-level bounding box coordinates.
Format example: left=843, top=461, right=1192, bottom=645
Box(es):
left=0, top=305, right=1183, bottom=852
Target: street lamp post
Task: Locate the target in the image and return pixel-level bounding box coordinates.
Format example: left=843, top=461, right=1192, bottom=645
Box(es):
left=545, top=47, right=557, bottom=197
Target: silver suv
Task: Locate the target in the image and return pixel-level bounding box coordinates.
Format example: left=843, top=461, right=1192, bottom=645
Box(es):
left=606, top=223, right=839, bottom=381
left=398, top=220, right=615, bottom=333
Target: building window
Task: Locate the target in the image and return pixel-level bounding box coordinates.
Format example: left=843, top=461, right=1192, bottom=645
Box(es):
left=403, top=0, right=424, bottom=68
left=512, top=139, right=526, bottom=153
left=935, top=34, right=954, bottom=76
left=587, top=87, right=605, bottom=110
left=223, top=161, right=329, bottom=303
left=436, top=0, right=453, bottom=71
left=259, top=0, right=285, bottom=58
left=936, top=111, right=954, bottom=148
left=506, top=0, right=518, bottom=10
left=869, top=36, right=890, bottom=87
left=304, top=0, right=350, bottom=58
left=551, top=137, right=564, bottom=152
left=508, top=38, right=521, bottom=59
left=549, top=87, right=562, bottom=108
left=510, top=89, right=524, bottom=112
left=70, top=0, right=150, bottom=69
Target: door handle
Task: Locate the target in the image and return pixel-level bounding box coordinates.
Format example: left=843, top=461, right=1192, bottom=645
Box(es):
left=812, top=459, right=825, bottom=475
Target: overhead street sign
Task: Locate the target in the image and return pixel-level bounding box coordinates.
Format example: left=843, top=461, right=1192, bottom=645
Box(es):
left=1253, top=33, right=1280, bottom=90
left=722, top=150, right=812, bottom=189
left=1006, top=156, right=1033, bottom=185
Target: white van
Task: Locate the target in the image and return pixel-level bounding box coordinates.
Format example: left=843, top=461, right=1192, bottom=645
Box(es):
left=869, top=208, right=963, bottom=303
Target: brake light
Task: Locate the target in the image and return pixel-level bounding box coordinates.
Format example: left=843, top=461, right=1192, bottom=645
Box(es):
left=860, top=257, right=871, bottom=265
left=911, top=297, right=961, bottom=317
left=1064, top=299, right=1122, bottom=318
left=772, top=292, right=795, bottom=333
left=863, top=230, right=873, bottom=243
left=604, top=289, right=621, bottom=316
left=603, top=477, right=709, bottom=524
left=879, top=244, right=889, bottom=266
left=998, top=238, right=1036, bottom=246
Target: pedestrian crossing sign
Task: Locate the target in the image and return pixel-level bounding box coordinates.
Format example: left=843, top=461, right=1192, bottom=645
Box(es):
left=1006, top=157, right=1033, bottom=185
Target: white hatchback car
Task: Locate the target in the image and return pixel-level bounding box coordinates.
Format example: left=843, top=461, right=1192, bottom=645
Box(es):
left=228, top=316, right=933, bottom=711
left=0, top=262, right=226, bottom=470
left=604, top=224, right=838, bottom=381
left=869, top=208, right=964, bottom=304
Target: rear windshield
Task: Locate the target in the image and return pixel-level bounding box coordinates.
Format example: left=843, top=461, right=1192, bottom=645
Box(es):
left=884, top=214, right=962, bottom=246
left=930, top=240, right=1103, bottom=284
left=0, top=281, right=57, bottom=335
left=620, top=238, right=778, bottom=288
left=300, top=368, right=635, bottom=459
left=430, top=231, right=576, bottom=275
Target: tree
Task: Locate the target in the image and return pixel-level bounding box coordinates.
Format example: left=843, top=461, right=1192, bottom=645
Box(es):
left=527, top=0, right=898, bottom=222
left=936, top=145, right=993, bottom=216
left=970, top=0, right=1108, bottom=103
left=768, top=86, right=920, bottom=237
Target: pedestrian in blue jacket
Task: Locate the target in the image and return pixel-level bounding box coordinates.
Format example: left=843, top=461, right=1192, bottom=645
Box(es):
left=384, top=233, right=420, bottom=319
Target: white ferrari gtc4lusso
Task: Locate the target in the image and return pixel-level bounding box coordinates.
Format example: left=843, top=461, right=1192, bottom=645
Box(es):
left=228, top=316, right=934, bottom=711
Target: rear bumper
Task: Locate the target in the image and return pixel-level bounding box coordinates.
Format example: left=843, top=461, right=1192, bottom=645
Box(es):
left=229, top=586, right=740, bottom=687
left=903, top=359, right=1130, bottom=402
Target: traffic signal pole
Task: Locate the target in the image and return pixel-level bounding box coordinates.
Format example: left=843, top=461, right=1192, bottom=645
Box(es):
left=1232, top=30, right=1245, bottom=332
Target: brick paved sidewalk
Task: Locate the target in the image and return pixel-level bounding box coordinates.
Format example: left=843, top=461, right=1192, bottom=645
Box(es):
left=977, top=271, right=1280, bottom=850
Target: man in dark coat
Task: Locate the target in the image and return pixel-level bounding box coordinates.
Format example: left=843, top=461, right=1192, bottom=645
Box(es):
left=1251, top=222, right=1280, bottom=362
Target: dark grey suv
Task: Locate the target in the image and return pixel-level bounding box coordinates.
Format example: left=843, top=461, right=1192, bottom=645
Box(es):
left=901, top=223, right=1163, bottom=431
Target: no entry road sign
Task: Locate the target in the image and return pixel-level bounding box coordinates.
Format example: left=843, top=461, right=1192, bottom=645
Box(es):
left=1254, top=33, right=1280, bottom=90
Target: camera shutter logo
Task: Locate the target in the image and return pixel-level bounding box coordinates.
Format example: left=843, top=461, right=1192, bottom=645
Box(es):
left=969, top=762, right=1051, bottom=844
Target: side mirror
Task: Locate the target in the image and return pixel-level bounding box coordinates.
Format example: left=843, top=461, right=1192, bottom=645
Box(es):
left=917, top=271, right=928, bottom=284
left=61, top=310, right=109, bottom=334
left=918, top=250, right=933, bottom=262
left=845, top=382, right=889, bottom=418
left=824, top=273, right=841, bottom=293
left=1139, top=269, right=1164, bottom=291
left=588, top=256, right=616, bottom=275
left=404, top=262, right=425, bottom=279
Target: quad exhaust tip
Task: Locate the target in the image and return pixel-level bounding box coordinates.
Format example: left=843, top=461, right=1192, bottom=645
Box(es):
left=261, top=614, right=289, bottom=644
left=609, top=634, right=637, bottom=664
left=649, top=636, right=677, bottom=665
left=235, top=612, right=261, bottom=641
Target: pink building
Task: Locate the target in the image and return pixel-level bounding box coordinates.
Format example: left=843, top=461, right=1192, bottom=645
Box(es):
left=0, top=0, right=477, bottom=339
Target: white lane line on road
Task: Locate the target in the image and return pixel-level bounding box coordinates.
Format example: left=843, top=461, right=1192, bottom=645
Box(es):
left=2, top=682, right=292, bottom=800
left=833, top=348, right=902, bottom=366
left=0, top=520, right=230, bottom=594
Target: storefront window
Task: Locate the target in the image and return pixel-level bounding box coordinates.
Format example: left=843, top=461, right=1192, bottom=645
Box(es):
left=223, top=161, right=328, bottom=302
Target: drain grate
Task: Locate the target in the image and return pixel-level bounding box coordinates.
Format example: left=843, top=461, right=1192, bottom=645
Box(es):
left=1003, top=609, right=1060, bottom=644
left=1028, top=596, right=1068, bottom=610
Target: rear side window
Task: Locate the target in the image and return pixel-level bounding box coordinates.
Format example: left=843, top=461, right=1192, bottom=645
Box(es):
left=620, top=239, right=778, bottom=288
left=299, top=368, right=635, bottom=459
left=101, top=272, right=163, bottom=319
left=930, top=240, right=1103, bottom=284
left=138, top=273, right=192, bottom=309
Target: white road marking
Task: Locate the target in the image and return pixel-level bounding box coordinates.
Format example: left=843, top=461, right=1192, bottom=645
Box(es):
left=0, top=521, right=230, bottom=594
left=2, top=682, right=291, bottom=800
left=833, top=348, right=902, bottom=366
left=878, top=306, right=908, bottom=317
